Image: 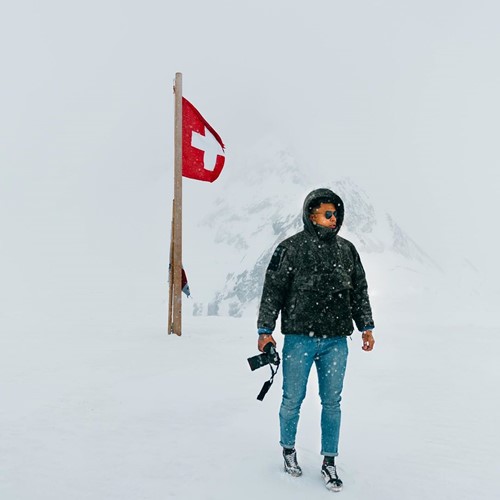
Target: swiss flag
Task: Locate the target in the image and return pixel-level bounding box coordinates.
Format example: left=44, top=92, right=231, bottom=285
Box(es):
left=182, top=97, right=225, bottom=182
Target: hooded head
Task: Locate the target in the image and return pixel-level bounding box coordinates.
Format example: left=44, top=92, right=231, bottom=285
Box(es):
left=302, top=188, right=345, bottom=240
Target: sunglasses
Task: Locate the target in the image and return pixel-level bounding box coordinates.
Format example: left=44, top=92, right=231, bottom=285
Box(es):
left=313, top=210, right=337, bottom=220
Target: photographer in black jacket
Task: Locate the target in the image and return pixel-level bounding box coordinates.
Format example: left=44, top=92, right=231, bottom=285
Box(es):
left=257, top=188, right=375, bottom=492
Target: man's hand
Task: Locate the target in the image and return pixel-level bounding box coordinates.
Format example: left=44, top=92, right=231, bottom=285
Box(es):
left=258, top=334, right=276, bottom=352
left=362, top=330, right=375, bottom=351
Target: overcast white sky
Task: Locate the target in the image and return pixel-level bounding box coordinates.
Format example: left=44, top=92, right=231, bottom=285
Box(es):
left=1, top=0, right=499, bottom=321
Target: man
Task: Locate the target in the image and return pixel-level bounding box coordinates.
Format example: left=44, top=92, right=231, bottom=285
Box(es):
left=257, top=188, right=375, bottom=492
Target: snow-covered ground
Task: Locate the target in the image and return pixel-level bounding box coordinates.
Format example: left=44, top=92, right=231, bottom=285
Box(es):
left=2, top=310, right=499, bottom=499
left=2, top=145, right=497, bottom=499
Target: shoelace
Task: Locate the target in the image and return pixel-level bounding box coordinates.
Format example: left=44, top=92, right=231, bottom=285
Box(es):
left=285, top=452, right=299, bottom=468
left=323, top=463, right=339, bottom=481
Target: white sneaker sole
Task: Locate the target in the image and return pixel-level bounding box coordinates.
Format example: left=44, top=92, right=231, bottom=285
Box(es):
left=322, top=471, right=343, bottom=492
left=325, top=483, right=343, bottom=492
left=284, top=465, right=302, bottom=477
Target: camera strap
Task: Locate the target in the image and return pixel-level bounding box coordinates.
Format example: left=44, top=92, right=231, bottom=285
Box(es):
left=256, top=359, right=280, bottom=401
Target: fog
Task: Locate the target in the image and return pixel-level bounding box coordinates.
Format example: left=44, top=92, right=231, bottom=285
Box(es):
left=1, top=0, right=499, bottom=326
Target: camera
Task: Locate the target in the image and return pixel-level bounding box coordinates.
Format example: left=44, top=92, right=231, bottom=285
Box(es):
left=247, top=342, right=280, bottom=371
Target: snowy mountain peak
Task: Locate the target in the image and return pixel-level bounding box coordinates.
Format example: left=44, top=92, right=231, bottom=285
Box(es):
left=184, top=149, right=443, bottom=317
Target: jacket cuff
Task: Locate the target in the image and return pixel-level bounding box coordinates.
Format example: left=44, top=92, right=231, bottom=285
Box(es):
left=360, top=325, right=374, bottom=332
left=257, top=327, right=273, bottom=335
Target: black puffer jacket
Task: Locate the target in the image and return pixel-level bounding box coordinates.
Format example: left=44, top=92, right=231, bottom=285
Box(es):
left=257, top=188, right=374, bottom=337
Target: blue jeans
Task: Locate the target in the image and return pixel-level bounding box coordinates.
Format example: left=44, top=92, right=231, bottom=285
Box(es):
left=279, top=335, right=348, bottom=456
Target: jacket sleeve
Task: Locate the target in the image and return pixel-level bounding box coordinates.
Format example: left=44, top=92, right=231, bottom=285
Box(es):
left=257, top=244, right=294, bottom=333
left=348, top=244, right=375, bottom=331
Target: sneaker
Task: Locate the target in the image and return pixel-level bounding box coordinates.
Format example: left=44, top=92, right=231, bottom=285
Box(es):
left=283, top=448, right=302, bottom=477
left=321, top=461, right=343, bottom=492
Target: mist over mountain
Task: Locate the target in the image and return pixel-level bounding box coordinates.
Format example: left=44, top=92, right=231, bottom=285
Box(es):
left=182, top=143, right=483, bottom=323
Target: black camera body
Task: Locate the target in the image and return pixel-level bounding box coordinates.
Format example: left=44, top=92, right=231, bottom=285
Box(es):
left=247, top=342, right=280, bottom=371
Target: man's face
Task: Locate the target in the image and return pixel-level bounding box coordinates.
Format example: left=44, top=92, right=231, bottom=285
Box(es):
left=309, top=202, right=338, bottom=229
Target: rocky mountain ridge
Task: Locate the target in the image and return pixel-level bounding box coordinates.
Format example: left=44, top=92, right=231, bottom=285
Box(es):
left=183, top=146, right=445, bottom=317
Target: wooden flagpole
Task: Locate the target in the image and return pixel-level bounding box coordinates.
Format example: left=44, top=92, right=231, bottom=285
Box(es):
left=167, top=200, right=174, bottom=333
left=170, top=72, right=183, bottom=336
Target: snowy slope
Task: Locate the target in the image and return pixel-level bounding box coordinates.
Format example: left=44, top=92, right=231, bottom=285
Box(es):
left=1, top=315, right=499, bottom=500
left=2, top=148, right=495, bottom=500
left=2, top=143, right=497, bottom=499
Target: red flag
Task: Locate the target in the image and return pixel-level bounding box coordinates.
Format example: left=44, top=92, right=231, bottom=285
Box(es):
left=182, top=97, right=225, bottom=182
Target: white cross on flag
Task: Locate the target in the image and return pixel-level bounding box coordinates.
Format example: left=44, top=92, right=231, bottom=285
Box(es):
left=182, top=97, right=225, bottom=182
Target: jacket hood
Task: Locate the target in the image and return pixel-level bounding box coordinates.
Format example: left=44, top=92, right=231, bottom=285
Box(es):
left=302, top=188, right=345, bottom=239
